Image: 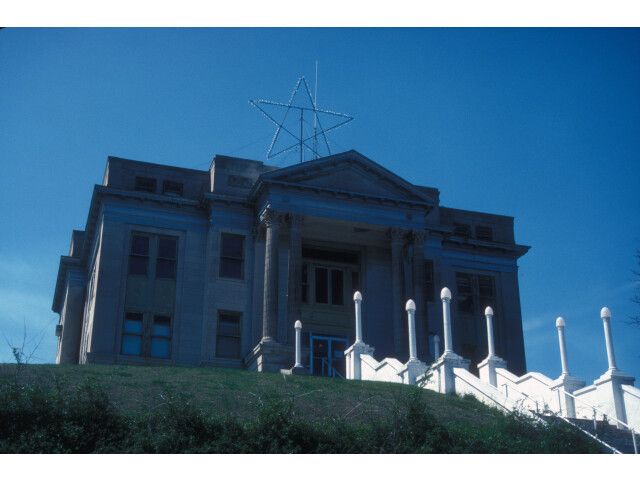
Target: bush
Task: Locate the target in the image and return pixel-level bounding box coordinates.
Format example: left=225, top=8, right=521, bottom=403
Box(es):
left=0, top=379, right=602, bottom=453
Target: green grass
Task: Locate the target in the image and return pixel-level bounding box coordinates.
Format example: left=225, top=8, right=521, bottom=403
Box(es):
left=0, top=363, right=501, bottom=426
left=0, top=363, right=603, bottom=453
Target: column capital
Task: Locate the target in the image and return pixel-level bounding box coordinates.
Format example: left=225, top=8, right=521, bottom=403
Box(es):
left=288, top=212, right=305, bottom=229
left=388, top=227, right=409, bottom=244
left=260, top=208, right=284, bottom=228
left=411, top=229, right=427, bottom=245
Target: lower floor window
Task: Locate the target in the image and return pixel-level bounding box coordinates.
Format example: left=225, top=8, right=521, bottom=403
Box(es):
left=217, top=311, right=241, bottom=359
left=121, top=310, right=172, bottom=359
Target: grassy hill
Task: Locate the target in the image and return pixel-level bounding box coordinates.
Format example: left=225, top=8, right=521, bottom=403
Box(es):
left=0, top=363, right=603, bottom=453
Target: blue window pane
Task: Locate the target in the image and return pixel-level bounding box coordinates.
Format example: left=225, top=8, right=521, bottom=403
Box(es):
left=152, top=324, right=171, bottom=337
left=151, top=338, right=170, bottom=358
left=122, top=335, right=141, bottom=355
left=124, top=320, right=143, bottom=334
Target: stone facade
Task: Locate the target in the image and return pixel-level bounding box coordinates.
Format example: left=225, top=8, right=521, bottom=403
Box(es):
left=53, top=150, right=530, bottom=374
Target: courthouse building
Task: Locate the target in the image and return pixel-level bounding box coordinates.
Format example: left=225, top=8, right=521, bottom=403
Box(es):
left=53, top=150, right=530, bottom=376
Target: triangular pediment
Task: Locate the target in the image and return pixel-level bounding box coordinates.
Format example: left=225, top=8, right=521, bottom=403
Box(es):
left=258, top=151, right=437, bottom=205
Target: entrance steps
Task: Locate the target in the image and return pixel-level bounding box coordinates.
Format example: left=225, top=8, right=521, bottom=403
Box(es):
left=538, top=414, right=640, bottom=454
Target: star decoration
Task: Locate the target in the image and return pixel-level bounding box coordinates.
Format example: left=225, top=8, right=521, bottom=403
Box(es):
left=250, top=76, right=354, bottom=162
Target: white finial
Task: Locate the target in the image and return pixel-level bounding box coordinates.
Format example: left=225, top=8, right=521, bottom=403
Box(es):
left=406, top=299, right=416, bottom=311
left=600, top=307, right=611, bottom=319
left=434, top=334, right=440, bottom=342
left=484, top=306, right=494, bottom=316
left=294, top=320, right=302, bottom=330
left=556, top=316, right=565, bottom=328
left=353, top=291, right=362, bottom=301
left=440, top=287, right=451, bottom=300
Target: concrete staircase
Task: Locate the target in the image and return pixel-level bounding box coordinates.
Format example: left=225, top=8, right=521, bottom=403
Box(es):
left=541, top=415, right=639, bottom=454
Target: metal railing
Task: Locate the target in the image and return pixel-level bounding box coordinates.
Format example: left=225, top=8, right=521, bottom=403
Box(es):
left=557, top=388, right=638, bottom=455
left=502, top=383, right=544, bottom=414
left=501, top=382, right=627, bottom=454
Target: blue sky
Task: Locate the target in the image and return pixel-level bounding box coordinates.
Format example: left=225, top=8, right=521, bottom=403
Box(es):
left=1, top=28, right=638, bottom=385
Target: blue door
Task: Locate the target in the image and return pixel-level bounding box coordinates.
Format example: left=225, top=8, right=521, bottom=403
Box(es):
left=309, top=333, right=349, bottom=379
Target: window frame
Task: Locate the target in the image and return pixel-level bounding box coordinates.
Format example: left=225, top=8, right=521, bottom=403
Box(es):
left=219, top=234, right=245, bottom=280
left=216, top=310, right=242, bottom=359
left=135, top=176, right=157, bottom=193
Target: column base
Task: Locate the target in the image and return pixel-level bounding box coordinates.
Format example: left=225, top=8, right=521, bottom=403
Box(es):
left=399, top=359, right=429, bottom=386
left=593, top=369, right=635, bottom=429
left=244, top=340, right=294, bottom=373
left=477, top=355, right=508, bottom=387
left=281, top=366, right=309, bottom=376
left=431, top=352, right=471, bottom=394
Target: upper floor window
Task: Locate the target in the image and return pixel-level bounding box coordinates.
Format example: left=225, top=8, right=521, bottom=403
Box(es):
left=162, top=180, right=184, bottom=197
left=128, top=234, right=177, bottom=280
left=425, top=260, right=435, bottom=303
left=475, top=225, right=493, bottom=242
left=135, top=176, right=157, bottom=193
left=453, top=223, right=471, bottom=237
left=219, top=234, right=244, bottom=279
left=301, top=248, right=359, bottom=307
left=455, top=272, right=496, bottom=315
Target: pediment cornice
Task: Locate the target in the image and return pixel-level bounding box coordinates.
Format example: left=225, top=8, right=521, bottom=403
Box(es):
left=249, top=150, right=438, bottom=207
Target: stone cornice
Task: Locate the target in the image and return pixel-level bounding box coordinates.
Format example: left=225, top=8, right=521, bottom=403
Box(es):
left=52, top=256, right=84, bottom=314
left=255, top=179, right=434, bottom=210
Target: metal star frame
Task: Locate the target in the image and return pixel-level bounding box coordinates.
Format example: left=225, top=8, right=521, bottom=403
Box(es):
left=250, top=76, right=354, bottom=163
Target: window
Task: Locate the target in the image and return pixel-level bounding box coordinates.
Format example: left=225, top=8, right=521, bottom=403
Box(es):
left=135, top=176, right=157, bottom=193
left=217, top=311, right=241, bottom=359
left=122, top=232, right=178, bottom=359
left=476, top=225, right=493, bottom=242
left=156, top=237, right=177, bottom=280
left=453, top=223, right=471, bottom=237
left=219, top=234, right=244, bottom=279
left=162, top=180, right=184, bottom=197
left=456, top=273, right=474, bottom=314
left=121, top=311, right=172, bottom=358
left=128, top=234, right=150, bottom=276
left=425, top=260, right=435, bottom=302
left=122, top=311, right=144, bottom=355
left=455, top=273, right=496, bottom=315
left=301, top=247, right=359, bottom=307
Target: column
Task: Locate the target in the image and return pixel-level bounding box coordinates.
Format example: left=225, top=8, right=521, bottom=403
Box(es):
left=600, top=307, right=618, bottom=371
left=286, top=213, right=304, bottom=345
left=389, top=227, right=406, bottom=354
left=556, top=317, right=570, bottom=375
left=261, top=209, right=281, bottom=343
left=411, top=230, right=428, bottom=359
left=441, top=287, right=453, bottom=354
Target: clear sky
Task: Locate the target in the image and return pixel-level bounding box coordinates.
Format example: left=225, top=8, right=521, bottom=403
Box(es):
left=1, top=27, right=638, bottom=385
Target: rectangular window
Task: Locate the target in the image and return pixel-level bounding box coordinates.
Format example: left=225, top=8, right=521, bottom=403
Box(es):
left=331, top=269, right=344, bottom=306
left=128, top=234, right=150, bottom=276
left=162, top=180, right=184, bottom=197
left=217, top=311, right=241, bottom=359
left=122, top=311, right=144, bottom=355
left=135, top=176, right=157, bottom=193
left=478, top=275, right=496, bottom=311
left=456, top=273, right=474, bottom=314
left=219, top=234, right=244, bottom=279
left=476, top=226, right=493, bottom=242
left=151, top=315, right=171, bottom=358
left=315, top=267, right=329, bottom=304
left=123, top=233, right=178, bottom=359
left=156, top=237, right=177, bottom=280
left=453, top=223, right=471, bottom=237
left=425, top=260, right=435, bottom=303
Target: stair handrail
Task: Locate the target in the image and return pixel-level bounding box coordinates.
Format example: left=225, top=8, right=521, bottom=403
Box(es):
left=501, top=382, right=623, bottom=453
left=557, top=388, right=637, bottom=455
left=501, top=382, right=544, bottom=414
